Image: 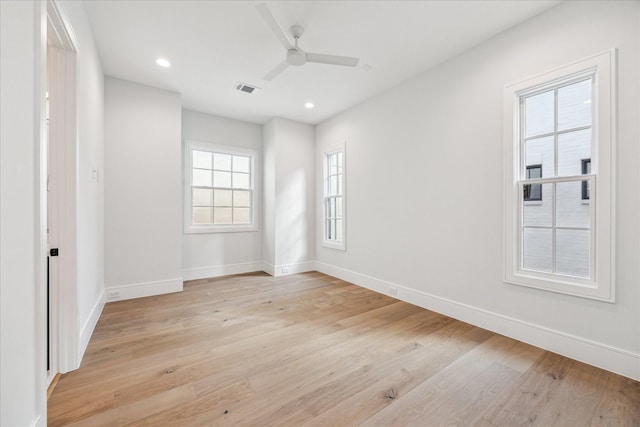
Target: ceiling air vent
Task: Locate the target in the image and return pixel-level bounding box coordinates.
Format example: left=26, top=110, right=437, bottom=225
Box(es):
left=234, top=82, right=259, bottom=94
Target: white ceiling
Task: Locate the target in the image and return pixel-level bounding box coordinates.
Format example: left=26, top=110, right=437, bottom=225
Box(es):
left=84, top=0, right=561, bottom=125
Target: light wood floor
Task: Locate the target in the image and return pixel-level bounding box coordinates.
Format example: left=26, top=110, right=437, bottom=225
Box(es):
left=49, top=272, right=640, bottom=426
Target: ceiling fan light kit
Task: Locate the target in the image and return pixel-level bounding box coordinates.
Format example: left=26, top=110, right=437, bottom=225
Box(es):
left=256, top=3, right=360, bottom=81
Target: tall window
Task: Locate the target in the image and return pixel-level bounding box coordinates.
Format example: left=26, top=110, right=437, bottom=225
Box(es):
left=184, top=140, right=257, bottom=233
left=504, top=51, right=615, bottom=301
left=322, top=145, right=345, bottom=250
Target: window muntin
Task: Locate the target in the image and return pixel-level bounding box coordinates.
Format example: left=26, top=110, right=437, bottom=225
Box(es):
left=519, top=77, right=594, bottom=279
left=504, top=50, right=615, bottom=302
left=185, top=141, right=257, bottom=233
left=322, top=146, right=345, bottom=250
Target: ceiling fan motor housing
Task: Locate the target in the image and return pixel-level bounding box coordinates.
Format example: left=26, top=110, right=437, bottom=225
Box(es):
left=287, top=48, right=306, bottom=66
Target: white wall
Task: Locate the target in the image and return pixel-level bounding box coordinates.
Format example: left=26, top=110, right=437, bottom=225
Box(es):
left=0, top=2, right=43, bottom=424
left=316, top=0, right=640, bottom=379
left=264, top=118, right=315, bottom=275
left=59, top=0, right=106, bottom=362
left=263, top=119, right=276, bottom=267
left=105, top=78, right=182, bottom=300
left=181, top=110, right=263, bottom=279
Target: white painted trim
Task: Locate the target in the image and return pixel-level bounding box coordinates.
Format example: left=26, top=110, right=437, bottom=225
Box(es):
left=33, top=414, right=44, bottom=427
left=106, top=278, right=183, bottom=302
left=77, top=291, right=105, bottom=364
left=45, top=0, right=80, bottom=377
left=262, top=261, right=315, bottom=277
left=314, top=261, right=640, bottom=381
left=320, top=142, right=346, bottom=251
left=182, top=261, right=264, bottom=281
left=503, top=50, right=616, bottom=302
left=35, top=2, right=48, bottom=425
left=262, top=262, right=275, bottom=276
left=183, top=139, right=260, bottom=234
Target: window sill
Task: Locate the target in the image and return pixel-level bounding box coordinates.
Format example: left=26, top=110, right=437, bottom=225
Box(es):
left=185, top=224, right=259, bottom=234
left=321, top=240, right=346, bottom=251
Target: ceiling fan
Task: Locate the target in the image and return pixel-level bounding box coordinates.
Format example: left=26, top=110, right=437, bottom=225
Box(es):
left=255, top=3, right=360, bottom=81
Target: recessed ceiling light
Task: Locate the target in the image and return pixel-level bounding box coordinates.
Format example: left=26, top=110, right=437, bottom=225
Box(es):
left=305, top=102, right=314, bottom=109
left=155, top=58, right=171, bottom=68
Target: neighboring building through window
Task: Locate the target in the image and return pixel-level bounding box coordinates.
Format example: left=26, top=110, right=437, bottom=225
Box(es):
left=504, top=50, right=615, bottom=301
left=184, top=140, right=257, bottom=233
left=581, top=158, right=591, bottom=200
left=322, top=144, right=345, bottom=250
left=524, top=164, right=542, bottom=201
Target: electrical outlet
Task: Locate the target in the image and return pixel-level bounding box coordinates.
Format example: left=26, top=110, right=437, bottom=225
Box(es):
left=107, top=290, right=120, bottom=299
left=389, top=287, right=398, bottom=296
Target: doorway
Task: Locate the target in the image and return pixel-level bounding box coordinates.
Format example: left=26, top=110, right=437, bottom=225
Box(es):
left=45, top=0, right=79, bottom=387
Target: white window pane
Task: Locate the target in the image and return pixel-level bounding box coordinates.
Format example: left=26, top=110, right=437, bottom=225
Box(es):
left=558, top=79, right=592, bottom=131
left=193, top=188, right=212, bottom=206
left=337, top=175, right=343, bottom=196
left=327, top=198, right=336, bottom=219
left=336, top=197, right=343, bottom=219
left=336, top=219, right=343, bottom=241
left=193, top=207, right=212, bottom=224
left=525, top=90, right=554, bottom=138
left=329, top=175, right=338, bottom=196
left=213, top=171, right=231, bottom=188
left=337, top=152, right=343, bottom=174
left=233, top=190, right=250, bottom=207
left=555, top=180, right=590, bottom=229
left=193, top=150, right=212, bottom=169
left=213, top=153, right=232, bottom=171
left=232, top=172, right=250, bottom=189
left=525, top=136, right=554, bottom=178
left=557, top=129, right=591, bottom=177
left=329, top=153, right=338, bottom=175
left=523, top=183, right=552, bottom=227
left=213, top=207, right=232, bottom=224
left=556, top=229, right=590, bottom=278
left=193, top=169, right=212, bottom=187
left=232, top=155, right=250, bottom=173
left=522, top=228, right=552, bottom=273
left=326, top=220, right=334, bottom=240
left=233, top=208, right=251, bottom=224
left=213, top=189, right=232, bottom=206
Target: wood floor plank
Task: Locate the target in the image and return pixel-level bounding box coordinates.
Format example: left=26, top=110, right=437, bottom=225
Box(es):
left=532, top=359, right=610, bottom=426
left=477, top=351, right=575, bottom=426
left=48, top=272, right=640, bottom=426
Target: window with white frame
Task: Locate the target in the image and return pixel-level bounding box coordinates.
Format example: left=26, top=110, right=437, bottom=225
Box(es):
left=504, top=50, right=615, bottom=301
left=184, top=140, right=257, bottom=233
left=322, top=145, right=345, bottom=250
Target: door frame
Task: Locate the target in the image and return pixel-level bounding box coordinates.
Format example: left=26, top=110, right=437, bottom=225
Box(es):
left=39, top=0, right=79, bottom=400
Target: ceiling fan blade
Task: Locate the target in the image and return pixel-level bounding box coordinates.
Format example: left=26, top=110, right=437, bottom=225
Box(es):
left=306, top=53, right=360, bottom=67
left=263, top=60, right=289, bottom=81
left=255, top=3, right=293, bottom=50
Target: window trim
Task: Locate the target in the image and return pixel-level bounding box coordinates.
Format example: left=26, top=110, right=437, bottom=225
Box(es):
left=184, top=140, right=259, bottom=234
left=321, top=142, right=346, bottom=250
left=503, top=50, right=616, bottom=302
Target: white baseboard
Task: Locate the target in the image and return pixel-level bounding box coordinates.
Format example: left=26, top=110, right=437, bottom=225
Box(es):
left=315, top=261, right=640, bottom=381
left=105, top=277, right=183, bottom=302
left=78, top=290, right=105, bottom=361
left=183, top=261, right=264, bottom=281
left=263, top=261, right=315, bottom=277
